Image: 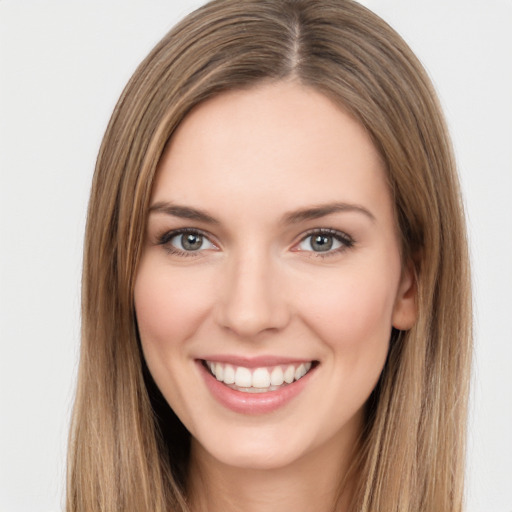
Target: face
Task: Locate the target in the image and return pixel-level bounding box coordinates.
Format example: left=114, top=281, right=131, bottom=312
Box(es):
left=134, top=81, right=416, bottom=471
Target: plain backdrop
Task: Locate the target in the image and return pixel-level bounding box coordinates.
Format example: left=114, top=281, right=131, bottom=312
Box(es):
left=1, top=1, right=511, bottom=511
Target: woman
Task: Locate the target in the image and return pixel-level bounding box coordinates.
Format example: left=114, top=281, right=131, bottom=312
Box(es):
left=67, top=1, right=472, bottom=511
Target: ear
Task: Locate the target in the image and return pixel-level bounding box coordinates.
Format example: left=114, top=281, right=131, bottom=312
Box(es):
left=392, top=260, right=418, bottom=330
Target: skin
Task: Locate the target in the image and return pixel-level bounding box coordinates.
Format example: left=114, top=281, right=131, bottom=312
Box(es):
left=134, top=81, right=416, bottom=512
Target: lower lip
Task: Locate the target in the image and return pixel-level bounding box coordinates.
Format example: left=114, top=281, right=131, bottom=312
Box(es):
left=197, top=361, right=316, bottom=415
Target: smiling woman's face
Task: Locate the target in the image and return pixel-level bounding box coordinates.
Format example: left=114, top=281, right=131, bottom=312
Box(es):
left=134, top=81, right=416, bottom=472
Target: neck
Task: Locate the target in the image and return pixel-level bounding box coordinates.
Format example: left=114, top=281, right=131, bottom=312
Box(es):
left=186, top=428, right=360, bottom=512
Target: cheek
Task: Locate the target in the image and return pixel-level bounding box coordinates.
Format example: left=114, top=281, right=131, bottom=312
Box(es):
left=297, top=264, right=399, bottom=358
left=134, top=259, right=218, bottom=426
left=134, top=260, right=214, bottom=356
left=294, top=263, right=400, bottom=426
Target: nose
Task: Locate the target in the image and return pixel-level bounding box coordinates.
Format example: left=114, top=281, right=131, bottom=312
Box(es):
left=215, top=250, right=291, bottom=338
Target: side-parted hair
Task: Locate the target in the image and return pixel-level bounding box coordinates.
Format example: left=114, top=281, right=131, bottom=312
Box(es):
left=67, top=1, right=472, bottom=511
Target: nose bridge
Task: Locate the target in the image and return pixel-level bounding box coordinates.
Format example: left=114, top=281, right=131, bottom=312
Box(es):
left=216, top=246, right=289, bottom=337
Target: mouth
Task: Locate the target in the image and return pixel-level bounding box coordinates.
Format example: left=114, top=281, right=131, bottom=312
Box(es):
left=202, top=359, right=318, bottom=394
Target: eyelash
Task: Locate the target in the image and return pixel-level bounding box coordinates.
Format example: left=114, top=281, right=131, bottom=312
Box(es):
left=156, top=228, right=216, bottom=257
left=155, top=227, right=355, bottom=258
left=296, top=228, right=355, bottom=258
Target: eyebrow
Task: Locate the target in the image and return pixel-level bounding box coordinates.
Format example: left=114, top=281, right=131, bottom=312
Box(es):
left=149, top=202, right=220, bottom=224
left=148, top=200, right=375, bottom=225
left=282, top=202, right=376, bottom=224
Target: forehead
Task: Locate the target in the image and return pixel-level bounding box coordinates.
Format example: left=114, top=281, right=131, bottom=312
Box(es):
left=152, top=81, right=391, bottom=221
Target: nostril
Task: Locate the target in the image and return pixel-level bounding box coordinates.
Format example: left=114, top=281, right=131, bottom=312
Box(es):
left=216, top=293, right=291, bottom=337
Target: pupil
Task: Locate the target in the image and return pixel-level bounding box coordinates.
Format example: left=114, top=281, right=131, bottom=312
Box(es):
left=312, top=235, right=333, bottom=252
left=182, top=233, right=202, bottom=251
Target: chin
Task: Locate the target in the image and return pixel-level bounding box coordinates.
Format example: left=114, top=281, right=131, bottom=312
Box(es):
left=192, top=426, right=312, bottom=471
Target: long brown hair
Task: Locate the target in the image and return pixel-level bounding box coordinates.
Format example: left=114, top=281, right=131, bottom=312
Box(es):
left=67, top=1, right=472, bottom=510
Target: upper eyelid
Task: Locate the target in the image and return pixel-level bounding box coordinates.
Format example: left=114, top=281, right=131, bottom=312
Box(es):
left=295, top=227, right=353, bottom=243
left=158, top=227, right=218, bottom=245
left=299, top=227, right=350, bottom=236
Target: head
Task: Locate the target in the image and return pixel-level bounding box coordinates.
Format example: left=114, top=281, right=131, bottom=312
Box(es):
left=68, top=1, right=472, bottom=511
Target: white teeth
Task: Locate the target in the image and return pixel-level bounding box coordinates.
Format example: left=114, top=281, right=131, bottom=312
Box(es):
left=294, top=363, right=306, bottom=380
left=205, top=360, right=314, bottom=390
left=223, top=364, right=235, bottom=384
left=270, top=366, right=284, bottom=386
left=235, top=366, right=252, bottom=387
left=214, top=362, right=224, bottom=381
left=284, top=365, right=295, bottom=384
left=252, top=368, right=271, bottom=388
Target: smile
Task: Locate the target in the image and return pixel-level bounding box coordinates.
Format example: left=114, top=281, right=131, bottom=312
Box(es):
left=198, top=357, right=318, bottom=414
left=204, top=360, right=314, bottom=393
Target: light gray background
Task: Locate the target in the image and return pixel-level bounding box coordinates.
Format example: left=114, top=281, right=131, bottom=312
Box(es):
left=1, top=1, right=511, bottom=511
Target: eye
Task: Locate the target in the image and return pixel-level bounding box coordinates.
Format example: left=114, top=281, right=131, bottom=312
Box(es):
left=158, top=229, right=216, bottom=255
left=172, top=232, right=214, bottom=251
left=295, top=229, right=354, bottom=255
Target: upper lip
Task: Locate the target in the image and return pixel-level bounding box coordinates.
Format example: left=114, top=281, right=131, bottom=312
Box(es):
left=197, top=355, right=316, bottom=368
